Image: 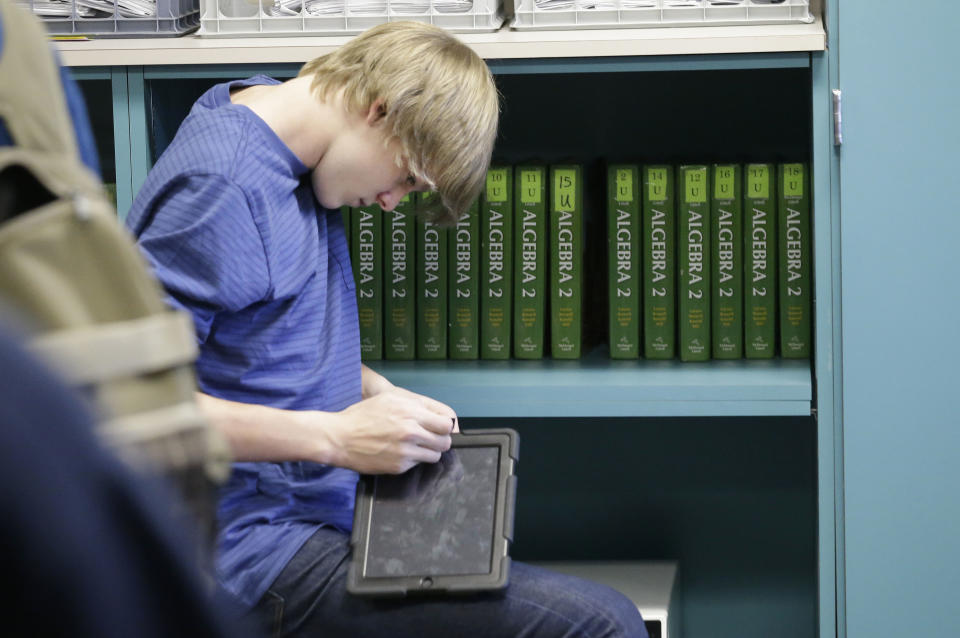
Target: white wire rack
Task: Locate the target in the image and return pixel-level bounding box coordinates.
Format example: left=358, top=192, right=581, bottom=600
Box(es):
left=199, top=0, right=503, bottom=36
left=19, top=0, right=199, bottom=35
left=512, top=0, right=812, bottom=31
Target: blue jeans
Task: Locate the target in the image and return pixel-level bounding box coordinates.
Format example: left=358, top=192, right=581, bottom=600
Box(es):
left=251, top=527, right=649, bottom=638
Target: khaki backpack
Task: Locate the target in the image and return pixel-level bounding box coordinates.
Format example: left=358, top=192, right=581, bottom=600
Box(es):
left=0, top=2, right=231, bottom=560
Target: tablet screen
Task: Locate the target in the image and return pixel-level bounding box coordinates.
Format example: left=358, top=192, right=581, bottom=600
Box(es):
left=363, top=446, right=499, bottom=578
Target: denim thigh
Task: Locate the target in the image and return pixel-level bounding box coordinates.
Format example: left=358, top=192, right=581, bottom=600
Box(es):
left=251, top=527, right=648, bottom=638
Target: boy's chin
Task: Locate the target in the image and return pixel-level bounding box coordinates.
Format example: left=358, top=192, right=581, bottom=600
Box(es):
left=309, top=183, right=341, bottom=210
left=317, top=195, right=342, bottom=209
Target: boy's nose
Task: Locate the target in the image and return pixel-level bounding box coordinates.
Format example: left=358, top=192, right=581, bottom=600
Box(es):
left=377, top=184, right=414, bottom=212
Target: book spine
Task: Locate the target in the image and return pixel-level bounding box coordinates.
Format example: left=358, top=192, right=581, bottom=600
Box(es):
left=642, top=165, right=676, bottom=359
left=550, top=165, right=583, bottom=359
left=384, top=194, right=416, bottom=360
left=448, top=198, right=480, bottom=359
left=514, top=165, right=547, bottom=359
left=352, top=204, right=382, bottom=360
left=744, top=163, right=777, bottom=359
left=480, top=166, right=513, bottom=359
left=711, top=164, right=743, bottom=359
left=607, top=165, right=641, bottom=359
left=677, top=165, right=711, bottom=362
left=778, top=162, right=812, bottom=358
left=417, top=193, right=448, bottom=359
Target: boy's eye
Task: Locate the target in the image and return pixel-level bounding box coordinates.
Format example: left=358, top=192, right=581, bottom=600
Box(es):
left=405, top=174, right=417, bottom=187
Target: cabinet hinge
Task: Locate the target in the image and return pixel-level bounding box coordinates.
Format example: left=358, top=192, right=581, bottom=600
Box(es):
left=832, top=89, right=843, bottom=146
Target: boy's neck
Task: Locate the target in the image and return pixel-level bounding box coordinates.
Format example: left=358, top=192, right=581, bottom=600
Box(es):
left=230, top=76, right=341, bottom=169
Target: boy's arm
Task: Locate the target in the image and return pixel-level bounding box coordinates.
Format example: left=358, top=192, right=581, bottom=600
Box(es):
left=196, top=387, right=457, bottom=474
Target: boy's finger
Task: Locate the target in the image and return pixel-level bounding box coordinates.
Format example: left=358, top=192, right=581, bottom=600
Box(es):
left=416, top=392, right=458, bottom=420
left=411, top=429, right=452, bottom=453
left=416, top=409, right=458, bottom=436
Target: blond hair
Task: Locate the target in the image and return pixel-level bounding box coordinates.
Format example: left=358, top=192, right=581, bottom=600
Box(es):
left=299, top=21, right=499, bottom=223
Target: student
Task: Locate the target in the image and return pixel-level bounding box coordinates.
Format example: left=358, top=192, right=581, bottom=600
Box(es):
left=127, top=21, right=647, bottom=637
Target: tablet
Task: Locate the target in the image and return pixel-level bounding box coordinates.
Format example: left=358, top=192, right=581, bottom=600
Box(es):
left=347, top=428, right=518, bottom=597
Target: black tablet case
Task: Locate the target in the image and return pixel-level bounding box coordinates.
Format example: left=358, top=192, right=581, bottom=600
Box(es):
left=347, top=428, right=518, bottom=597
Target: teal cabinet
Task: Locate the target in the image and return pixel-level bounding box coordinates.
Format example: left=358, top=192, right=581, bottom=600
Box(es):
left=837, top=1, right=960, bottom=637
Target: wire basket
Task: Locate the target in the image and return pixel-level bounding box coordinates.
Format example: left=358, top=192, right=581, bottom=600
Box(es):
left=20, top=0, right=199, bottom=37
left=512, top=0, right=813, bottom=31
left=199, top=0, right=503, bottom=36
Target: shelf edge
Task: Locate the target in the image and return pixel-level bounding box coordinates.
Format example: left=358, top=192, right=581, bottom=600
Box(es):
left=57, top=18, right=825, bottom=67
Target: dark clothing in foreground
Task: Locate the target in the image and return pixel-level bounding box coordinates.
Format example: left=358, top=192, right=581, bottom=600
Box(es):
left=0, top=325, right=253, bottom=638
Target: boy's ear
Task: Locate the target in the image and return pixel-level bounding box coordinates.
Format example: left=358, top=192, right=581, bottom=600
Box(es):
left=365, top=99, right=388, bottom=126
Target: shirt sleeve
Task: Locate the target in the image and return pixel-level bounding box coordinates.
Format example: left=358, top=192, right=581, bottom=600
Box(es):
left=135, top=174, right=270, bottom=344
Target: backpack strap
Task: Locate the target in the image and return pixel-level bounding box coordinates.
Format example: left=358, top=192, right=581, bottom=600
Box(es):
left=102, top=401, right=231, bottom=482
left=0, top=1, right=78, bottom=158
left=0, top=193, right=169, bottom=331
left=31, top=312, right=199, bottom=386
left=0, top=2, right=102, bottom=200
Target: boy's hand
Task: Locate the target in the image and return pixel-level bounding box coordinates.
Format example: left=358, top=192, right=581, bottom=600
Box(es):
left=360, top=364, right=395, bottom=399
left=325, top=387, right=458, bottom=474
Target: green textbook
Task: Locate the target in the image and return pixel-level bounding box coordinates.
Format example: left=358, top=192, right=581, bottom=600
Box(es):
left=711, top=164, right=743, bottom=359
left=744, top=163, right=777, bottom=359
left=677, top=165, right=711, bottom=362
left=480, top=166, right=513, bottom=359
left=417, top=193, right=448, bottom=359
left=607, top=165, right=641, bottom=359
left=642, top=165, right=676, bottom=359
left=384, top=194, right=415, bottom=360
left=352, top=204, right=382, bottom=360
left=449, top=198, right=480, bottom=359
left=514, top=165, right=547, bottom=359
left=550, top=165, right=583, bottom=359
left=778, top=162, right=811, bottom=358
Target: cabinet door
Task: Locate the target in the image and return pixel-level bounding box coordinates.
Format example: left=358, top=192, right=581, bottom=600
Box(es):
left=838, top=2, right=960, bottom=637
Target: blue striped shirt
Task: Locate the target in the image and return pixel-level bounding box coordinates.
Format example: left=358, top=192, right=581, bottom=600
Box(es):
left=126, top=76, right=362, bottom=609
